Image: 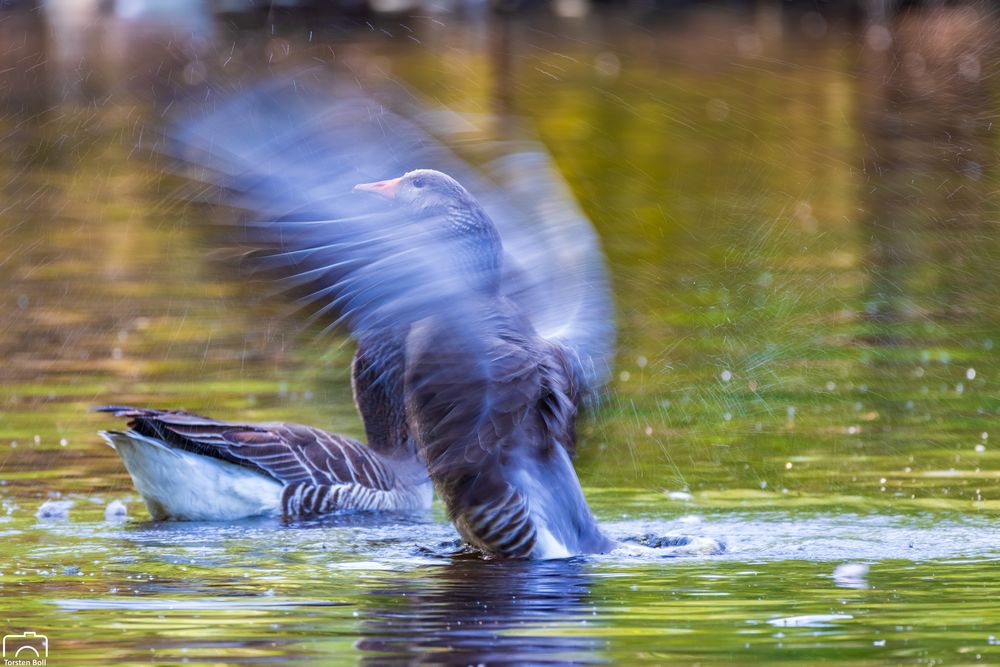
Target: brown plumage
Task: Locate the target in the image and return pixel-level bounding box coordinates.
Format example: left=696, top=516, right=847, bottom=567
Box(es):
left=158, top=77, right=616, bottom=557
left=404, top=300, right=613, bottom=559
left=97, top=405, right=431, bottom=520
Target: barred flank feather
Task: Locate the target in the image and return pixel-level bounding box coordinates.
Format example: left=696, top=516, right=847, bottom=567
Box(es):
left=98, top=406, right=431, bottom=521
left=455, top=485, right=537, bottom=559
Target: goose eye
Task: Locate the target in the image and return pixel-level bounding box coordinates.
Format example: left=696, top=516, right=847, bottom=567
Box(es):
left=412, top=177, right=426, bottom=189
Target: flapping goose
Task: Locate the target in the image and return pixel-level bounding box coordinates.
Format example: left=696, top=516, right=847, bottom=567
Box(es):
left=347, top=169, right=614, bottom=558
left=156, top=74, right=616, bottom=557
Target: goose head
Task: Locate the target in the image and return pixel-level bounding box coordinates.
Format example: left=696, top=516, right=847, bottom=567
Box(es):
left=355, top=169, right=503, bottom=295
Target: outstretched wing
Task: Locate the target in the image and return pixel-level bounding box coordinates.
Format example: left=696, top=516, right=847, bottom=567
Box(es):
left=95, top=405, right=394, bottom=491
left=486, top=149, right=615, bottom=391
left=417, top=116, right=615, bottom=390
left=167, top=71, right=613, bottom=391
left=167, top=74, right=485, bottom=340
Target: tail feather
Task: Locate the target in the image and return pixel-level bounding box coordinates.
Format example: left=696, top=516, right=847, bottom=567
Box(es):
left=100, top=430, right=282, bottom=521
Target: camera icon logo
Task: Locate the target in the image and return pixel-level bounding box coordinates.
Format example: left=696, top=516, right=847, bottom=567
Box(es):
left=2, top=631, right=48, bottom=660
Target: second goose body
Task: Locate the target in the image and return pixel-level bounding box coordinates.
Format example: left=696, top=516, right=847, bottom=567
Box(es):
left=98, top=405, right=431, bottom=521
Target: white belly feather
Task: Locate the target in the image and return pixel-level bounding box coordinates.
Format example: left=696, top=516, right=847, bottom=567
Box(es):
left=101, top=430, right=282, bottom=521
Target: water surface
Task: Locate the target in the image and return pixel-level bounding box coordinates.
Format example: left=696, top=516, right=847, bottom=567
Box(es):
left=1, top=2, right=999, bottom=664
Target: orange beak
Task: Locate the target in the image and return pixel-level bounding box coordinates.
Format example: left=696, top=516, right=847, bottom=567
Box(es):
left=353, top=176, right=403, bottom=200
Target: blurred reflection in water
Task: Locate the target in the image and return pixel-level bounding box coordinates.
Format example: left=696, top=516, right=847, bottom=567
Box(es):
left=357, top=559, right=605, bottom=664
left=42, top=0, right=212, bottom=106
left=859, top=4, right=999, bottom=340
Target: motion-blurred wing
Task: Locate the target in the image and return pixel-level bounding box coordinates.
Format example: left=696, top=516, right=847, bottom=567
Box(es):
left=397, top=111, right=614, bottom=391
left=168, top=76, right=474, bottom=338
left=168, top=72, right=613, bottom=390
left=485, top=148, right=615, bottom=391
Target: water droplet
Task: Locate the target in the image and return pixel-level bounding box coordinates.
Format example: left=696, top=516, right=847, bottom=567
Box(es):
left=865, top=24, right=892, bottom=51
left=105, top=499, right=127, bottom=521
left=553, top=0, right=589, bottom=18
left=735, top=30, right=763, bottom=58
left=183, top=59, right=208, bottom=86
left=593, top=51, right=621, bottom=79
left=706, top=98, right=729, bottom=122
left=959, top=53, right=981, bottom=82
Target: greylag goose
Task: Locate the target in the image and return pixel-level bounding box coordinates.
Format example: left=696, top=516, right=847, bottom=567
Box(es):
left=348, top=169, right=614, bottom=558
left=159, top=75, right=615, bottom=558
left=97, top=402, right=430, bottom=521
left=99, top=315, right=424, bottom=520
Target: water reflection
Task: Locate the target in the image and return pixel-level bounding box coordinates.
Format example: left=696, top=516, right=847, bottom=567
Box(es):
left=42, top=0, right=213, bottom=107
left=859, top=4, right=998, bottom=340
left=357, top=559, right=605, bottom=664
